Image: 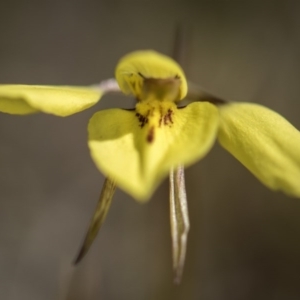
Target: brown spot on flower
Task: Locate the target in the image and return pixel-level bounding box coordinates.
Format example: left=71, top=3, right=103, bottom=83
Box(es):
left=159, top=116, right=163, bottom=127
left=138, top=72, right=146, bottom=78
left=163, top=109, right=174, bottom=126
left=147, top=126, right=155, bottom=143
left=167, top=109, right=173, bottom=123
left=136, top=112, right=148, bottom=128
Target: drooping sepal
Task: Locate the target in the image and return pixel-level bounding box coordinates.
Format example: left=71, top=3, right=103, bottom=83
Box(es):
left=74, top=177, right=116, bottom=264
left=169, top=165, right=189, bottom=284
left=218, top=102, right=300, bottom=197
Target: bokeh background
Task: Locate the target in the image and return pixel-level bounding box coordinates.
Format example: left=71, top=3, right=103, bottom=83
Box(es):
left=1, top=1, right=300, bottom=299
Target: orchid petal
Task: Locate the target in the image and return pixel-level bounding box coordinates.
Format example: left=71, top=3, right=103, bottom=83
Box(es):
left=88, top=101, right=219, bottom=201
left=0, top=85, right=102, bottom=116
left=218, top=103, right=300, bottom=197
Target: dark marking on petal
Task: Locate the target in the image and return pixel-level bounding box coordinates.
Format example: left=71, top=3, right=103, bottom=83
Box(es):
left=147, top=126, right=155, bottom=143
left=159, top=107, right=163, bottom=127
left=138, top=72, right=146, bottom=79
left=163, top=114, right=168, bottom=125
left=163, top=109, right=174, bottom=126
left=159, top=116, right=163, bottom=127
left=136, top=112, right=149, bottom=128
left=167, top=109, right=174, bottom=123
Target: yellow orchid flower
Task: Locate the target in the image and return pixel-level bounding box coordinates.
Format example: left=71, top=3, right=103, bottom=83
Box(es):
left=89, top=51, right=219, bottom=200
left=85, top=51, right=300, bottom=282
left=1, top=50, right=300, bottom=283
left=84, top=51, right=300, bottom=201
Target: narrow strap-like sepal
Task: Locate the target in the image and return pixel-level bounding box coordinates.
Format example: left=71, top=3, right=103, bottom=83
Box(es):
left=74, top=177, right=116, bottom=264
left=169, top=165, right=190, bottom=284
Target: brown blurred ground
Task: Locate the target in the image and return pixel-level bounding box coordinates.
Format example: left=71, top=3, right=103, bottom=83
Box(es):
left=1, top=1, right=300, bottom=299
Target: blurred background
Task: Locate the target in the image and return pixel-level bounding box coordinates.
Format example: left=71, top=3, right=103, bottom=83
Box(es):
left=1, top=1, right=300, bottom=299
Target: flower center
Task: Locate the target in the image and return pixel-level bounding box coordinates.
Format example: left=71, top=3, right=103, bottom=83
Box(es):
left=133, top=77, right=181, bottom=144
left=135, top=99, right=177, bottom=144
